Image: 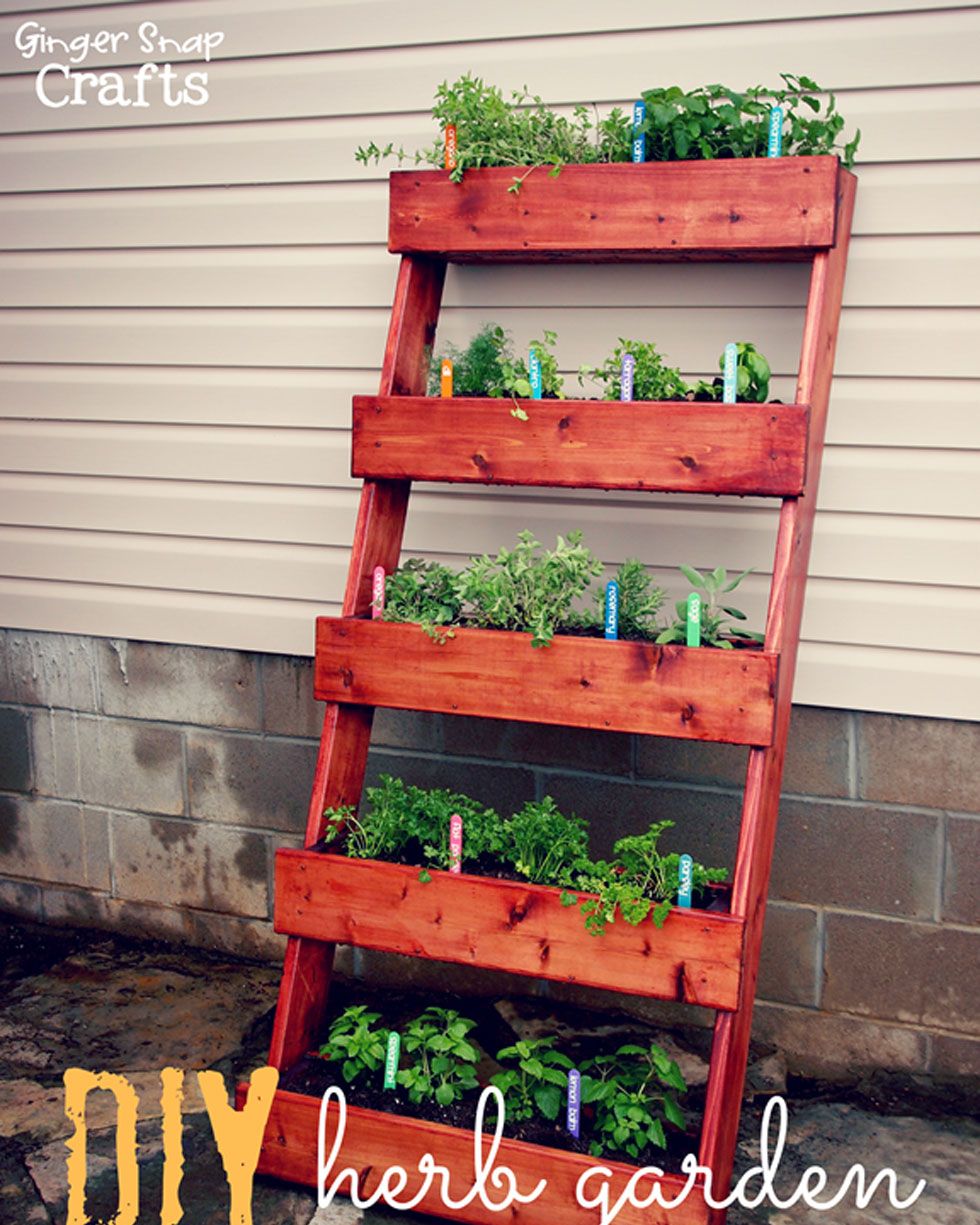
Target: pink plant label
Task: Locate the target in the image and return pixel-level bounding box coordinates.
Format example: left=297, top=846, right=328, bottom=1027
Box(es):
left=449, top=813, right=463, bottom=874
left=371, top=566, right=385, bottom=619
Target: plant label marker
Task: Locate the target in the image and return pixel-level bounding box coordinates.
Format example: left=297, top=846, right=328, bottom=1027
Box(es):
left=678, top=854, right=694, bottom=908
left=605, top=580, right=619, bottom=640
left=620, top=353, right=635, bottom=402
left=449, top=813, right=463, bottom=874
left=529, top=348, right=543, bottom=399
left=383, top=1031, right=400, bottom=1089
left=723, top=342, right=738, bottom=403
left=686, top=591, right=701, bottom=646
left=440, top=358, right=453, bottom=398
left=566, top=1068, right=581, bottom=1138
left=631, top=100, right=646, bottom=163
left=767, top=107, right=783, bottom=158
left=444, top=123, right=457, bottom=171
left=371, top=566, right=385, bottom=619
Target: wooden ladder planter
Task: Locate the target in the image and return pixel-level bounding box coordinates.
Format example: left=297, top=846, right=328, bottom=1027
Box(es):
left=247, top=156, right=856, bottom=1225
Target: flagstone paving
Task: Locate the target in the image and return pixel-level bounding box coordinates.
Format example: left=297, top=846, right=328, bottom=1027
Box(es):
left=0, top=916, right=975, bottom=1225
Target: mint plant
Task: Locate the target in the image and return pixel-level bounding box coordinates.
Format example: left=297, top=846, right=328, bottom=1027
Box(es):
left=318, top=1005, right=390, bottom=1084
left=656, top=565, right=764, bottom=649
left=491, top=330, right=564, bottom=402
left=581, top=1041, right=687, bottom=1158
left=490, top=1036, right=574, bottom=1122
left=397, top=1008, right=480, bottom=1106
left=580, top=339, right=687, bottom=402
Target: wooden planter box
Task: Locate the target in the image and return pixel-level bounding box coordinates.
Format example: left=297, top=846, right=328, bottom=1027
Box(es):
left=315, top=619, right=777, bottom=746
left=276, top=850, right=744, bottom=1010
left=389, top=157, right=842, bottom=261
left=352, top=396, right=808, bottom=496
left=246, top=1086, right=710, bottom=1225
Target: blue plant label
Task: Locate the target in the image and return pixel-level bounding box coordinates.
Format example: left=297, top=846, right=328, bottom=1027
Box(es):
left=383, top=1031, right=400, bottom=1089
left=632, top=100, right=646, bottom=163
left=620, top=353, right=635, bottom=402
left=605, top=580, right=619, bottom=640
left=529, top=348, right=543, bottom=399
left=767, top=106, right=783, bottom=158
left=686, top=591, right=701, bottom=647
left=567, top=1068, right=581, bottom=1137
left=723, top=342, right=737, bottom=404
left=678, top=854, right=694, bottom=908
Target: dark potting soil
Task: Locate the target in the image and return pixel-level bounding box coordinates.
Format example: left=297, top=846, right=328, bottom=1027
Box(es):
left=281, top=1052, right=698, bottom=1174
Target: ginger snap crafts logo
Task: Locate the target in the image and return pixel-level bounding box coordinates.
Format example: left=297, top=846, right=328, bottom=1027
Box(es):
left=14, top=18, right=224, bottom=109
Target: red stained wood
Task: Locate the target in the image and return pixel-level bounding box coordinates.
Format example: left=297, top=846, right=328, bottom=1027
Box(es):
left=248, top=1087, right=710, bottom=1225
left=314, top=619, right=777, bottom=747
left=275, top=851, right=744, bottom=1011
left=389, top=159, right=840, bottom=262
left=352, top=397, right=808, bottom=496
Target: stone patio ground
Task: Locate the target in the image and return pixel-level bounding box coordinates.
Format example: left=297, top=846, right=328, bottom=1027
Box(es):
left=0, top=916, right=976, bottom=1225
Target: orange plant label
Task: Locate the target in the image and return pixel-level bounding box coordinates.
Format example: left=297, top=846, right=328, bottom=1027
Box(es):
left=444, top=124, right=457, bottom=170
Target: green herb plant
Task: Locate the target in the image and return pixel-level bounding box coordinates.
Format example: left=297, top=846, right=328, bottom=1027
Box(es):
left=397, top=1007, right=480, bottom=1106
left=490, top=1036, right=574, bottom=1122
left=318, top=1005, right=390, bottom=1084
left=580, top=339, right=687, bottom=402
left=507, top=797, right=590, bottom=885
left=656, top=565, right=764, bottom=649
left=580, top=1041, right=687, bottom=1158
left=381, top=558, right=462, bottom=643
left=429, top=323, right=510, bottom=397
left=693, top=343, right=772, bottom=403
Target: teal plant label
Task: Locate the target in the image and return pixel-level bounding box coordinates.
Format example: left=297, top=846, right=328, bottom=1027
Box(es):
left=566, top=1068, right=581, bottom=1137
left=605, top=580, right=619, bottom=640
left=371, top=565, right=385, bottom=619
left=383, top=1031, right=400, bottom=1089
left=722, top=342, right=737, bottom=404
left=678, top=854, right=693, bottom=908
left=449, top=812, right=463, bottom=874
left=767, top=106, right=783, bottom=157
left=631, top=100, right=646, bottom=163
left=620, top=353, right=635, bottom=401
left=686, top=591, right=701, bottom=646
left=529, top=348, right=543, bottom=399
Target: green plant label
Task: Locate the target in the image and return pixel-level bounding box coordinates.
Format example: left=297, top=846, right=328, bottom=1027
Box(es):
left=723, top=343, right=737, bottom=404
left=767, top=106, right=783, bottom=157
left=529, top=349, right=543, bottom=399
left=371, top=565, right=385, bottom=620
left=444, top=123, right=457, bottom=171
left=449, top=813, right=463, bottom=874
left=566, top=1068, right=581, bottom=1137
left=631, top=100, right=646, bottom=163
left=383, top=1031, right=400, bottom=1089
left=620, top=353, right=635, bottom=401
left=605, top=580, right=619, bottom=640
left=678, top=853, right=693, bottom=908
left=686, top=592, right=701, bottom=647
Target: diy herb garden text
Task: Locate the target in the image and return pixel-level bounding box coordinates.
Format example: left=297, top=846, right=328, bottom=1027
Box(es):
left=14, top=20, right=224, bottom=108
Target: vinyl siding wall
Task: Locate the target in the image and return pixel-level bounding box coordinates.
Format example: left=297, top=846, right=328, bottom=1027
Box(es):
left=1, top=0, right=978, bottom=720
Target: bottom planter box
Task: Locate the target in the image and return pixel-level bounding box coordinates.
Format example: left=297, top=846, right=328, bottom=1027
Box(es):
left=275, top=850, right=744, bottom=1011
left=245, top=1086, right=710, bottom=1225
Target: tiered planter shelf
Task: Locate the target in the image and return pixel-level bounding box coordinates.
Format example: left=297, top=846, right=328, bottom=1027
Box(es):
left=248, top=155, right=856, bottom=1225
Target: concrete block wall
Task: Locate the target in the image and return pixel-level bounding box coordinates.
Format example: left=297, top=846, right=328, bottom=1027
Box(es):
left=1, top=629, right=977, bottom=1082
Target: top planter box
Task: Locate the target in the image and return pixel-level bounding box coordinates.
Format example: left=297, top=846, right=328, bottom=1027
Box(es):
left=389, top=158, right=844, bottom=262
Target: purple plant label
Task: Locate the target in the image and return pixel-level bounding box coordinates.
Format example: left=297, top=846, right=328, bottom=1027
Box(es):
left=620, top=353, right=635, bottom=402
left=686, top=591, right=701, bottom=647
left=383, top=1031, right=400, bottom=1089
left=678, top=854, right=694, bottom=908
left=605, top=580, right=619, bottom=640
left=723, top=342, right=738, bottom=404
left=529, top=348, right=543, bottom=399
left=631, top=99, right=646, bottom=163
left=371, top=565, right=385, bottom=619
left=566, top=1069, right=581, bottom=1137
left=449, top=813, right=463, bottom=874
left=767, top=106, right=783, bottom=158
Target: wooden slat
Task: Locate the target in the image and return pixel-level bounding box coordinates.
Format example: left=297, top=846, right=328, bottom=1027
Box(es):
left=390, top=160, right=840, bottom=261
left=248, top=1088, right=709, bottom=1225
left=276, top=851, right=744, bottom=1009
left=352, top=396, right=808, bottom=495
left=314, top=619, right=777, bottom=746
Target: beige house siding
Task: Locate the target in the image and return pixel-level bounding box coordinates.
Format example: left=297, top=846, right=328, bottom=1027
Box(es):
left=0, top=1, right=978, bottom=718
